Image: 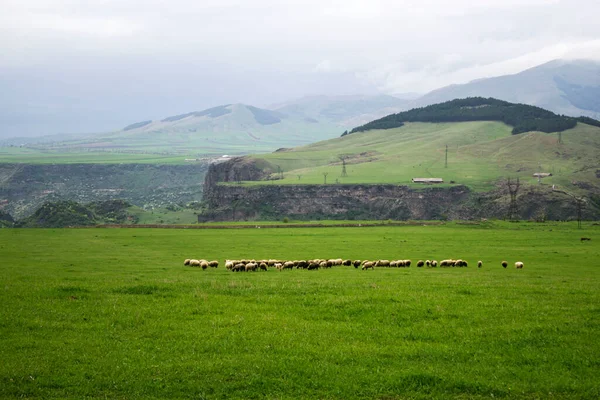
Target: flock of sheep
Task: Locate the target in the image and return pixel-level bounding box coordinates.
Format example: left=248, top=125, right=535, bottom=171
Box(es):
left=183, top=259, right=219, bottom=269
left=184, top=258, right=525, bottom=271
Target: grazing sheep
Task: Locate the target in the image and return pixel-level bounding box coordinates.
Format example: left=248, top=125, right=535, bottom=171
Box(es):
left=283, top=261, right=294, bottom=270
left=319, top=261, right=328, bottom=269
left=515, top=261, right=524, bottom=269
left=501, top=261, right=508, bottom=268
left=431, top=260, right=438, bottom=267
left=376, top=260, right=390, bottom=267
left=307, top=262, right=320, bottom=270
left=353, top=260, right=362, bottom=268
left=362, top=261, right=374, bottom=270
left=425, top=260, right=431, bottom=267
left=342, top=259, right=352, bottom=266
left=477, top=260, right=483, bottom=268
left=232, top=263, right=245, bottom=272
left=259, top=262, right=268, bottom=271
left=417, top=260, right=424, bottom=267
left=440, top=259, right=453, bottom=267
left=209, top=260, right=219, bottom=268
left=184, top=259, right=191, bottom=266
left=396, top=260, right=405, bottom=267
left=189, top=259, right=200, bottom=267
left=404, top=260, right=411, bottom=267
left=225, top=261, right=234, bottom=270
left=200, top=261, right=209, bottom=270
left=245, top=262, right=257, bottom=272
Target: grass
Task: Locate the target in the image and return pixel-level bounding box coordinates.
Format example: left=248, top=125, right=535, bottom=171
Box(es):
left=1, top=221, right=599, bottom=398
left=127, top=206, right=200, bottom=224
left=0, top=147, right=193, bottom=164
left=245, top=122, right=600, bottom=193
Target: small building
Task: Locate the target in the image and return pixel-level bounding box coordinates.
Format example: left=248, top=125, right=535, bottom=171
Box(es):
left=411, top=178, right=444, bottom=184
left=533, top=173, right=552, bottom=178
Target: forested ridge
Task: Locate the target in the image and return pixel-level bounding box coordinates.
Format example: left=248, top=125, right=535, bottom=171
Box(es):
left=346, top=97, right=600, bottom=135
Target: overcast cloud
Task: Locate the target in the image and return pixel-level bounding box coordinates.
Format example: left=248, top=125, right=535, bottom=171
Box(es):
left=1, top=0, right=599, bottom=137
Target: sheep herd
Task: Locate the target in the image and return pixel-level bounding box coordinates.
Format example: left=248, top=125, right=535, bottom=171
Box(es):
left=183, top=259, right=219, bottom=269
left=183, top=258, right=525, bottom=271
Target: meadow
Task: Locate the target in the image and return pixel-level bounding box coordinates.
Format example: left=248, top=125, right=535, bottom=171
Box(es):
left=249, top=122, right=600, bottom=193
left=1, top=221, right=599, bottom=399
left=0, top=147, right=191, bottom=164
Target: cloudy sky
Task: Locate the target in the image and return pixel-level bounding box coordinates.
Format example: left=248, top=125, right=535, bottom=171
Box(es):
left=2, top=0, right=600, bottom=137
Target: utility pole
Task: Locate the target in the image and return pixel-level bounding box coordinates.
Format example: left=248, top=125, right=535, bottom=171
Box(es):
left=553, top=187, right=586, bottom=229
left=445, top=145, right=448, bottom=168
left=506, top=177, right=521, bottom=221
left=340, top=156, right=348, bottom=177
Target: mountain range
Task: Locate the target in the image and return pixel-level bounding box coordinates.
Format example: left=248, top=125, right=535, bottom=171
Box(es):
left=410, top=59, right=600, bottom=119
left=2, top=59, right=599, bottom=155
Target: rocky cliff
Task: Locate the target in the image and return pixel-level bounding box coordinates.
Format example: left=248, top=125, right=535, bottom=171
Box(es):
left=0, top=163, right=208, bottom=218
left=201, top=174, right=599, bottom=222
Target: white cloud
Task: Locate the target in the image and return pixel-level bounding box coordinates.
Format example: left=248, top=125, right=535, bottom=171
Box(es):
left=1, top=0, right=599, bottom=107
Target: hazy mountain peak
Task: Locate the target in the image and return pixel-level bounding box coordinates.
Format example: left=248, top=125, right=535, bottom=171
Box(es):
left=411, top=58, right=600, bottom=119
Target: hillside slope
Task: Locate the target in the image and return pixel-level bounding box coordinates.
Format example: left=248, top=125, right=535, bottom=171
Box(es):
left=411, top=59, right=600, bottom=119
left=348, top=97, right=586, bottom=135
left=225, top=121, right=600, bottom=196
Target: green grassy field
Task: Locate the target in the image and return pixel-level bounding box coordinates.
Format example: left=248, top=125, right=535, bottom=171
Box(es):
left=127, top=206, right=200, bottom=225
left=1, top=222, right=599, bottom=399
left=246, top=122, right=600, bottom=193
left=0, top=147, right=193, bottom=164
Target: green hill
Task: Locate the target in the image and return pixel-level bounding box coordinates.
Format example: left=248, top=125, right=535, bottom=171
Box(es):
left=234, top=120, right=600, bottom=195
left=348, top=97, right=597, bottom=135
left=18, top=200, right=132, bottom=227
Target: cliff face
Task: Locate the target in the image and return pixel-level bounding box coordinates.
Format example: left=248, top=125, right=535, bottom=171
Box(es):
left=0, top=163, right=208, bottom=218
left=201, top=159, right=600, bottom=221
left=204, top=157, right=274, bottom=194
left=202, top=183, right=476, bottom=221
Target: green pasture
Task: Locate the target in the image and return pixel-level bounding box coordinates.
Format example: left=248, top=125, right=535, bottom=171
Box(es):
left=0, top=147, right=191, bottom=164
left=127, top=206, right=200, bottom=225
left=1, top=222, right=599, bottom=399
left=248, top=122, right=600, bottom=192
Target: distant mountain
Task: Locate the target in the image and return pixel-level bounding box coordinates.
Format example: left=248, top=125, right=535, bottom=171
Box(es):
left=272, top=94, right=410, bottom=127
left=411, top=59, right=600, bottom=119
left=59, top=103, right=335, bottom=154
left=18, top=96, right=409, bottom=156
